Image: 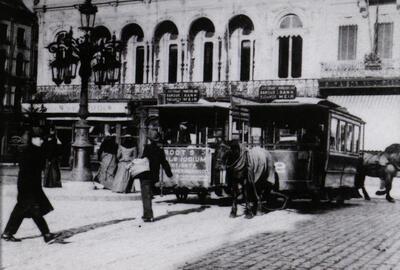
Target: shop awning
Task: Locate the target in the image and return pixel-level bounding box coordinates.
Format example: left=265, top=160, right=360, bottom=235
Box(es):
left=46, top=116, right=132, bottom=122
left=328, top=95, right=400, bottom=151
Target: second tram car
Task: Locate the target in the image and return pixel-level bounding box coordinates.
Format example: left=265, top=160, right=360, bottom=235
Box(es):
left=241, top=97, right=365, bottom=203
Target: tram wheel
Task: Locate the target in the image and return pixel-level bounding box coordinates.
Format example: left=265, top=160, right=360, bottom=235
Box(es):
left=311, top=192, right=321, bottom=206
left=336, top=198, right=345, bottom=205
left=214, top=187, right=223, bottom=197
left=198, top=190, right=208, bottom=201
left=175, top=189, right=188, bottom=201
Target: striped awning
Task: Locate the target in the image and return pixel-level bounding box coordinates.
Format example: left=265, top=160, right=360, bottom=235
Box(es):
left=328, top=95, right=400, bottom=151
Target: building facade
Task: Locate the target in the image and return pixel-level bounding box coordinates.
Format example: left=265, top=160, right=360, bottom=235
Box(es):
left=0, top=0, right=38, bottom=162
left=29, top=0, right=400, bottom=164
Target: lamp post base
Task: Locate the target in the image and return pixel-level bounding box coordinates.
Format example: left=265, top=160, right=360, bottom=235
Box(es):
left=71, top=119, right=93, bottom=181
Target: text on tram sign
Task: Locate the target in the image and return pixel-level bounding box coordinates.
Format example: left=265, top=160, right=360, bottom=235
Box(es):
left=259, top=85, right=297, bottom=100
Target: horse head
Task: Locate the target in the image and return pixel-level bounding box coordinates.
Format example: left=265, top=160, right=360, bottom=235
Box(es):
left=215, top=140, right=241, bottom=171
left=384, top=143, right=400, bottom=170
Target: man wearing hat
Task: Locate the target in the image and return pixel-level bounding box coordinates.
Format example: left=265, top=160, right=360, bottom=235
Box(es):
left=139, top=130, right=173, bottom=222
left=1, top=127, right=59, bottom=243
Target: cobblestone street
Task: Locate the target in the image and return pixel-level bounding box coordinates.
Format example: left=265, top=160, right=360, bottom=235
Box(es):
left=180, top=199, right=400, bottom=270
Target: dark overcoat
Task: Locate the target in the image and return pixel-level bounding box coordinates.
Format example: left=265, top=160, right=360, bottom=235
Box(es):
left=17, top=144, right=54, bottom=217
left=141, top=142, right=173, bottom=183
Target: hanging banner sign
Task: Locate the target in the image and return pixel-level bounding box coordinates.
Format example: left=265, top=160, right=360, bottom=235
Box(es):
left=259, top=85, right=297, bottom=100
left=165, top=89, right=200, bottom=103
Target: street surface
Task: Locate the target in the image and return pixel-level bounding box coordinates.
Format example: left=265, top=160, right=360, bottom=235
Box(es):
left=1, top=167, right=400, bottom=270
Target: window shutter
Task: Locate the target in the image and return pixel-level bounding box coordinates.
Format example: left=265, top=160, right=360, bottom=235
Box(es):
left=338, top=25, right=357, bottom=60
left=377, top=23, right=393, bottom=59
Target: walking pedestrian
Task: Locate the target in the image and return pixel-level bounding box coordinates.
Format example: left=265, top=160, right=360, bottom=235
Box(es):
left=139, top=130, right=173, bottom=222
left=43, top=128, right=62, bottom=188
left=1, top=127, right=59, bottom=243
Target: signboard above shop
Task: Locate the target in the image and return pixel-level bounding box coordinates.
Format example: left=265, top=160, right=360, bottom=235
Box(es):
left=165, top=89, right=200, bottom=103
left=259, top=85, right=296, bottom=100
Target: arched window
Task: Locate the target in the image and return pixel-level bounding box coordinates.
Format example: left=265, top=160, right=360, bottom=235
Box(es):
left=121, top=23, right=145, bottom=84
left=280, top=14, right=303, bottom=29
left=188, top=17, right=215, bottom=82
left=227, top=15, right=254, bottom=81
left=154, top=20, right=179, bottom=83
left=278, top=14, right=303, bottom=78
left=168, top=44, right=178, bottom=83
left=16, top=53, right=24, bottom=76
left=203, top=42, right=213, bottom=82
left=92, top=26, right=111, bottom=43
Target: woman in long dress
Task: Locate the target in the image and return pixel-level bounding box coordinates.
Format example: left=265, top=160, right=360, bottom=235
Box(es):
left=43, top=132, right=62, bottom=188
left=95, top=135, right=118, bottom=190
left=112, top=136, right=137, bottom=193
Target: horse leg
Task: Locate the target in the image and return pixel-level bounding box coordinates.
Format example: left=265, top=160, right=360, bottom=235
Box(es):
left=360, top=173, right=370, bottom=200
left=361, top=187, right=371, bottom=201
left=243, top=179, right=254, bottom=219
left=251, top=181, right=263, bottom=216
left=230, top=183, right=238, bottom=218
left=355, top=170, right=370, bottom=200
left=384, top=165, right=396, bottom=203
left=376, top=178, right=387, bottom=196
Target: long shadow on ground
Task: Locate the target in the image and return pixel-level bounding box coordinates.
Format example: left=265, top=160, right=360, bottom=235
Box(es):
left=19, top=217, right=136, bottom=244
left=286, top=200, right=363, bottom=215
left=154, top=205, right=210, bottom=222
left=156, top=196, right=232, bottom=207
left=157, top=193, right=369, bottom=216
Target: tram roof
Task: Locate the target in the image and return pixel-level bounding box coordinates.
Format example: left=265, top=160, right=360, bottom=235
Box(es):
left=240, top=97, right=364, bottom=123
left=148, top=99, right=231, bottom=109
left=239, top=97, right=341, bottom=108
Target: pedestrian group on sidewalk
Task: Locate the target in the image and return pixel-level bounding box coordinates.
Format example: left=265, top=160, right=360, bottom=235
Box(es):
left=2, top=125, right=173, bottom=243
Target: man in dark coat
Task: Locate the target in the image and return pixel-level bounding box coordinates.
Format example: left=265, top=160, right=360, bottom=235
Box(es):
left=1, top=127, right=59, bottom=243
left=139, top=130, right=173, bottom=222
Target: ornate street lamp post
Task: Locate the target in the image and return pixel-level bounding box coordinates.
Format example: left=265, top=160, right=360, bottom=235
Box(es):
left=47, top=0, right=123, bottom=181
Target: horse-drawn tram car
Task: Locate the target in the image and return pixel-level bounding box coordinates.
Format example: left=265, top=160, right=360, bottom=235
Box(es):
left=144, top=97, right=247, bottom=201
left=241, top=97, right=365, bottom=203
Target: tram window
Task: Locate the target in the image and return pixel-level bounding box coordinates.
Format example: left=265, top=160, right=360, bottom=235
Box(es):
left=330, top=118, right=338, bottom=151
left=353, top=125, right=360, bottom=153
left=251, top=127, right=262, bottom=145
left=346, top=124, right=354, bottom=152
left=339, top=121, right=346, bottom=152
left=278, top=128, right=297, bottom=144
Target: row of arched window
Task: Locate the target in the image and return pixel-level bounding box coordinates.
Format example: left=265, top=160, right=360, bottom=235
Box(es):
left=89, top=14, right=304, bottom=84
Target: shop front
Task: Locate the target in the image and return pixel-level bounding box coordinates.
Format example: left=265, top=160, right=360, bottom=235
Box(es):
left=21, top=102, right=135, bottom=168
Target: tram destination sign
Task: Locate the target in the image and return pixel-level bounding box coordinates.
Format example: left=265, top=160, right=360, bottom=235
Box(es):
left=165, top=88, right=200, bottom=103
left=259, top=85, right=296, bottom=100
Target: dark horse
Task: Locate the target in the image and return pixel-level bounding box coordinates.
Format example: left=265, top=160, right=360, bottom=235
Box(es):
left=356, top=144, right=400, bottom=203
left=215, top=140, right=287, bottom=218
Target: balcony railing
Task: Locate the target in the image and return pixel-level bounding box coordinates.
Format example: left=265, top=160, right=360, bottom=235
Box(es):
left=31, top=79, right=320, bottom=103
left=321, top=58, right=400, bottom=78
